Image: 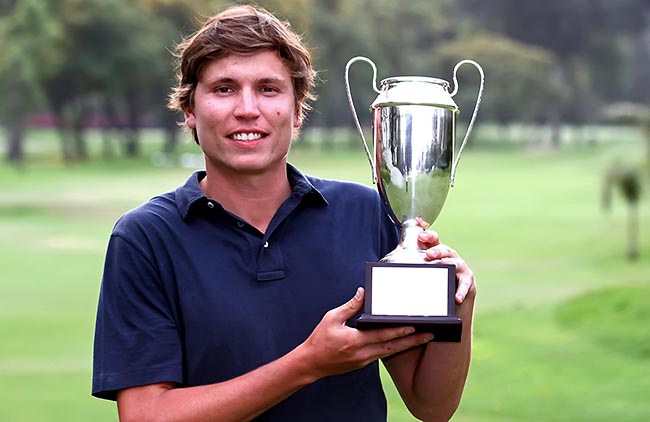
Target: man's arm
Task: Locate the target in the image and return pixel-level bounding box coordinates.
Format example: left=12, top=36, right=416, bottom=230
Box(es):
left=117, top=288, right=434, bottom=422
left=117, top=350, right=313, bottom=422
left=383, top=228, right=477, bottom=422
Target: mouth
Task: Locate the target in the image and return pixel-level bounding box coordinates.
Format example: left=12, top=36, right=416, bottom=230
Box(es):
left=229, top=132, right=267, bottom=142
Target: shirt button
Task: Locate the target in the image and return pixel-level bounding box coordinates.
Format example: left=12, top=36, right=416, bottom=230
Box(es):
left=237, top=221, right=245, bottom=228
left=264, top=241, right=269, bottom=248
left=207, top=202, right=214, bottom=209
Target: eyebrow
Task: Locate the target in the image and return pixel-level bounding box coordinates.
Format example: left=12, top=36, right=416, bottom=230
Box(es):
left=258, top=77, right=289, bottom=85
left=203, top=76, right=290, bottom=86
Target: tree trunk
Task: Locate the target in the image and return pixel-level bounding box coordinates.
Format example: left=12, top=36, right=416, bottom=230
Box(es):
left=549, top=113, right=562, bottom=148
left=162, top=109, right=180, bottom=154
left=121, top=93, right=141, bottom=158
left=101, top=100, right=119, bottom=159
left=55, top=113, right=74, bottom=163
left=163, top=126, right=179, bottom=154
left=627, top=203, right=639, bottom=261
left=54, top=100, right=89, bottom=162
left=6, top=119, right=25, bottom=166
left=123, top=129, right=140, bottom=157
left=71, top=99, right=89, bottom=161
left=72, top=127, right=89, bottom=161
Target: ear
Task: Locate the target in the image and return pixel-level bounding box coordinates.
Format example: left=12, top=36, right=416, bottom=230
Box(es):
left=293, top=109, right=302, bottom=129
left=185, top=107, right=196, bottom=129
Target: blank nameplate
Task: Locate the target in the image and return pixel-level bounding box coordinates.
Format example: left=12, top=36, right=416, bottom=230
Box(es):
left=357, top=263, right=461, bottom=341
left=370, top=265, right=450, bottom=316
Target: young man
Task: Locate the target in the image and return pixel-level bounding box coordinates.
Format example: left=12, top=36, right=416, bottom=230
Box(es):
left=92, top=5, right=476, bottom=421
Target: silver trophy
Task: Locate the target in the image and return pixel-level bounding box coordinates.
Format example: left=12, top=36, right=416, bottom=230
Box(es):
left=345, top=56, right=484, bottom=341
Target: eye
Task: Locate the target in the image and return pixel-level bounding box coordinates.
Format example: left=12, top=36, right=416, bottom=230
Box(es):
left=261, top=86, right=279, bottom=94
left=214, top=86, right=233, bottom=94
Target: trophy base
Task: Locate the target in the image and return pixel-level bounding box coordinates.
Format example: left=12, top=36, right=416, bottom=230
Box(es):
left=356, top=314, right=462, bottom=342
left=356, top=262, right=462, bottom=342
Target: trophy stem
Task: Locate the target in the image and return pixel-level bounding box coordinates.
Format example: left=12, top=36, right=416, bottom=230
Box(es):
left=380, top=218, right=426, bottom=263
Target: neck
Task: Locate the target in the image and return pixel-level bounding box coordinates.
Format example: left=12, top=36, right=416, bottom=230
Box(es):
left=200, top=165, right=291, bottom=233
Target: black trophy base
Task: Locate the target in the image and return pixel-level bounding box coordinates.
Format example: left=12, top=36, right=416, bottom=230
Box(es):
left=357, top=262, right=463, bottom=342
left=356, top=314, right=463, bottom=342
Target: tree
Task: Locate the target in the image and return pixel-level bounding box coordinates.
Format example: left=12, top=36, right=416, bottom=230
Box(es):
left=134, top=0, right=231, bottom=155
left=97, top=0, right=178, bottom=157
left=433, top=33, right=569, bottom=144
left=308, top=0, right=460, bottom=129
left=39, top=0, right=176, bottom=160
left=601, top=102, right=649, bottom=260
left=628, top=12, right=650, bottom=104
left=0, top=0, right=203, bottom=163
left=603, top=164, right=644, bottom=261
left=0, top=0, right=63, bottom=165
left=459, top=0, right=649, bottom=124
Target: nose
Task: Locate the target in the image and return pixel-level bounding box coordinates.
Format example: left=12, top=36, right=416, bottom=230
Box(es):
left=234, top=88, right=260, bottom=119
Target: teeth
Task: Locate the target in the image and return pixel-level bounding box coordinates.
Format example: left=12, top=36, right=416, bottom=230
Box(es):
left=232, top=133, right=263, bottom=141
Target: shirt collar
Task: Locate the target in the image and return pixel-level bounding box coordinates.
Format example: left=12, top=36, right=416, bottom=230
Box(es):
left=175, top=164, right=328, bottom=220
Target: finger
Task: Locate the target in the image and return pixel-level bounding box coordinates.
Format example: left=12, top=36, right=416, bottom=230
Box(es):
left=330, top=287, right=365, bottom=321
left=359, top=325, right=418, bottom=345
left=417, top=229, right=440, bottom=248
left=424, top=243, right=458, bottom=261
left=435, top=257, right=475, bottom=303
left=370, top=332, right=434, bottom=359
left=357, top=328, right=431, bottom=360
left=455, top=268, right=475, bottom=304
left=415, top=216, right=431, bottom=229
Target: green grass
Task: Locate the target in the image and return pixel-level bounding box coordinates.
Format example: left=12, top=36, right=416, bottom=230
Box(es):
left=1, top=132, right=649, bottom=421
left=557, top=284, right=650, bottom=359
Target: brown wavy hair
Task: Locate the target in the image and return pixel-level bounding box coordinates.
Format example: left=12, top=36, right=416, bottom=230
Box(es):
left=168, top=5, right=317, bottom=143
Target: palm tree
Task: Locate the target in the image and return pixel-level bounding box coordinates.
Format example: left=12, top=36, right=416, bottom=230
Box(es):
left=601, top=102, right=649, bottom=261
left=603, top=165, right=643, bottom=260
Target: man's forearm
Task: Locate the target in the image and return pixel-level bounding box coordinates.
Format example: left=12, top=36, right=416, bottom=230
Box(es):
left=117, top=343, right=318, bottom=422
left=117, top=287, right=436, bottom=422
left=384, top=293, right=476, bottom=421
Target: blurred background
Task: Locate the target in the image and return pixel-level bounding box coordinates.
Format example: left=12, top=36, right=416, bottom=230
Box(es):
left=1, top=0, right=649, bottom=421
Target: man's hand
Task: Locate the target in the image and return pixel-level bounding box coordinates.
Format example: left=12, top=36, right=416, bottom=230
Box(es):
left=415, top=217, right=476, bottom=304
left=298, top=287, right=433, bottom=380
left=377, top=217, right=477, bottom=422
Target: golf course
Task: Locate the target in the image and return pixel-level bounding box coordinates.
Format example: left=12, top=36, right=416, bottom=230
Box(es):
left=1, top=127, right=648, bottom=421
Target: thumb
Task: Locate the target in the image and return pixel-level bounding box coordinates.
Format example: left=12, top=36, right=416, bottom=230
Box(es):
left=333, top=287, right=365, bottom=321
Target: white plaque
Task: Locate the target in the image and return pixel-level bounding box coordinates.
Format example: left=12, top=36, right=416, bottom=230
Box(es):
left=370, top=266, right=449, bottom=316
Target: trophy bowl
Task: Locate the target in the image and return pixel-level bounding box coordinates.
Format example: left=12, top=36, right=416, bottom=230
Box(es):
left=375, top=97, right=455, bottom=264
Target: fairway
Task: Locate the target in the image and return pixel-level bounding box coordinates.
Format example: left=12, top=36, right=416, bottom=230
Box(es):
left=1, top=135, right=649, bottom=421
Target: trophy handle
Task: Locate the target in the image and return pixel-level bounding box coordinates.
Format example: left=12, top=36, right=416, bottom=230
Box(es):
left=449, top=59, right=485, bottom=187
left=345, top=56, right=381, bottom=184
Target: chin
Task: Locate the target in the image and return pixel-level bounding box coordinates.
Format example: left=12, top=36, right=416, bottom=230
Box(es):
left=231, top=160, right=282, bottom=175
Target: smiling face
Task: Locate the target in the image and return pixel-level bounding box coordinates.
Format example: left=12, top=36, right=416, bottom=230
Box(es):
left=185, top=50, right=301, bottom=178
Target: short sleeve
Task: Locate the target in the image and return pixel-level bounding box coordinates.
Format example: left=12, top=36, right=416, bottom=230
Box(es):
left=92, top=232, right=183, bottom=400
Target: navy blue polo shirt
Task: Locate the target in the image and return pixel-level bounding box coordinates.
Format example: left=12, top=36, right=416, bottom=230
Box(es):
left=92, top=164, right=399, bottom=421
